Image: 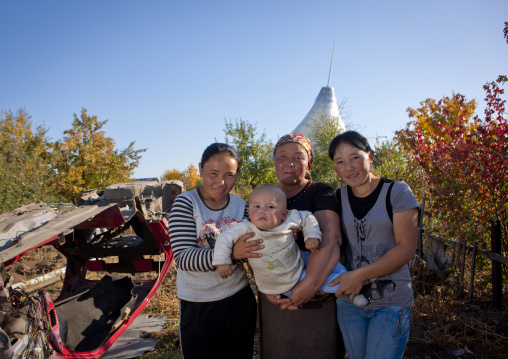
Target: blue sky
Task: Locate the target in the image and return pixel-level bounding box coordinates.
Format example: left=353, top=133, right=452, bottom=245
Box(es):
left=1, top=1, right=507, bottom=178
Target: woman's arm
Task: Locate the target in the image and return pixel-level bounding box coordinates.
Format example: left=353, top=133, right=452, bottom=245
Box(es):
left=279, top=209, right=342, bottom=308
left=167, top=196, right=215, bottom=271
left=333, top=207, right=418, bottom=297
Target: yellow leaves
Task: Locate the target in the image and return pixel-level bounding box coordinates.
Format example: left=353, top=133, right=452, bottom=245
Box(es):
left=184, top=164, right=201, bottom=190
left=161, top=169, right=186, bottom=183
left=161, top=164, right=201, bottom=190
left=398, top=93, right=477, bottom=151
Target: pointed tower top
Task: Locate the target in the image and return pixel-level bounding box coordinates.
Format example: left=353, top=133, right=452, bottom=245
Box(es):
left=292, top=41, right=345, bottom=141
left=327, top=40, right=335, bottom=87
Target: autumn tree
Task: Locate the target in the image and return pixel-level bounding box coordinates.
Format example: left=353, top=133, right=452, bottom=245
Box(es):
left=161, top=163, right=201, bottom=190
left=223, top=119, right=276, bottom=199
left=161, top=169, right=185, bottom=183
left=397, top=22, right=508, bottom=249
left=53, top=108, right=146, bottom=201
left=403, top=77, right=508, bottom=250
left=392, top=93, right=479, bottom=236
left=0, top=109, right=58, bottom=213
left=398, top=93, right=477, bottom=152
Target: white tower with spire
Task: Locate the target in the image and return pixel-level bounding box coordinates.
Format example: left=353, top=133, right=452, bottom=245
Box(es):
left=292, top=42, right=346, bottom=141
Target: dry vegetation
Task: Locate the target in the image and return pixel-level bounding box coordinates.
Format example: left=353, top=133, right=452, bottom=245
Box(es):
left=6, top=245, right=508, bottom=359
left=405, top=256, right=508, bottom=358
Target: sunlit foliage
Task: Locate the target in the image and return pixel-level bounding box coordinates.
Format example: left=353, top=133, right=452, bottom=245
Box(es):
left=53, top=108, right=146, bottom=201
left=400, top=77, right=507, bottom=251
left=307, top=114, right=345, bottom=187
left=161, top=164, right=201, bottom=191
left=398, top=93, right=477, bottom=151
left=0, top=109, right=58, bottom=212
left=223, top=118, right=277, bottom=199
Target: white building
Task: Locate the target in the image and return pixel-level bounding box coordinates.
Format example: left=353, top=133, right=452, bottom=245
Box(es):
left=292, top=43, right=346, bottom=141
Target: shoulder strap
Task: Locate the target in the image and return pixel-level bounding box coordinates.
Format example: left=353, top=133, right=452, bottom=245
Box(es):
left=385, top=180, right=395, bottom=223
left=335, top=189, right=342, bottom=217
left=337, top=181, right=395, bottom=222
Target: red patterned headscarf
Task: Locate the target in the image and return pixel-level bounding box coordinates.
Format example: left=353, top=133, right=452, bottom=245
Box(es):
left=273, top=133, right=313, bottom=169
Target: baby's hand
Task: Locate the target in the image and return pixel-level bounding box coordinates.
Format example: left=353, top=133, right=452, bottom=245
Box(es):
left=305, top=238, right=320, bottom=251
left=217, top=264, right=233, bottom=279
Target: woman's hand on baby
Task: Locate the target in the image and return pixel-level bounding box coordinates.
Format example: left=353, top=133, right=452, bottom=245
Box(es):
left=330, top=270, right=364, bottom=298
left=232, top=232, right=263, bottom=260
left=289, top=280, right=317, bottom=307
left=266, top=281, right=316, bottom=310
left=265, top=294, right=297, bottom=310
left=305, top=238, right=320, bottom=251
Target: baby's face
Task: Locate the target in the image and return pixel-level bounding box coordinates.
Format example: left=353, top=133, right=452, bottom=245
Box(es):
left=247, top=189, right=288, bottom=231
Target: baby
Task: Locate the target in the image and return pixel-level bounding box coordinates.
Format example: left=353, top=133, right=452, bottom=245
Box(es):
left=212, top=184, right=368, bottom=306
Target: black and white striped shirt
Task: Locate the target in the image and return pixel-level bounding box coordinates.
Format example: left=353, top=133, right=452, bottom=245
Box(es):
left=167, top=189, right=249, bottom=301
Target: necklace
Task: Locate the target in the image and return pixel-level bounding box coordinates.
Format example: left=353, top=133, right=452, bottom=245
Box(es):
left=198, top=187, right=229, bottom=210
left=287, top=181, right=311, bottom=204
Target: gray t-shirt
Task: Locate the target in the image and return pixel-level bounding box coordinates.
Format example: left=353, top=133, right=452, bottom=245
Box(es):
left=337, top=180, right=419, bottom=308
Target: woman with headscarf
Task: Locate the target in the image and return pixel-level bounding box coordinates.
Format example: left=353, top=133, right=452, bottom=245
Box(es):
left=234, top=133, right=346, bottom=359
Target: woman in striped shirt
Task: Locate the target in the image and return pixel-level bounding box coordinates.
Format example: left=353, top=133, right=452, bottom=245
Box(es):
left=167, top=143, right=257, bottom=359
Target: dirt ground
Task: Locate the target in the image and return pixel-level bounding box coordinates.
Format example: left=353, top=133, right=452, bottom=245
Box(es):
left=6, top=247, right=66, bottom=279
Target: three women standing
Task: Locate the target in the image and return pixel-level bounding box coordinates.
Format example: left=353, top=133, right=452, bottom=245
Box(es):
left=169, top=130, right=419, bottom=359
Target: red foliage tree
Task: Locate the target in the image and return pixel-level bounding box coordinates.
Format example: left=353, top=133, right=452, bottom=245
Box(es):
left=412, top=76, right=507, bottom=250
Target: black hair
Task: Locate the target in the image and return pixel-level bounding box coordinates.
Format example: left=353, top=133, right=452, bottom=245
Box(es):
left=200, top=142, right=242, bottom=171
left=328, top=131, right=372, bottom=160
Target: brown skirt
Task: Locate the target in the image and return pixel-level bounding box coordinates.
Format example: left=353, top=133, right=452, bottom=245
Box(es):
left=258, top=293, right=346, bottom=359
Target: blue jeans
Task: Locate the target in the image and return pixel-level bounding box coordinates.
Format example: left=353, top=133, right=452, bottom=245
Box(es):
left=336, top=298, right=411, bottom=359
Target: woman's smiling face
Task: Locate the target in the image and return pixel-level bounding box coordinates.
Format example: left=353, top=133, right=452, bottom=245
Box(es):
left=332, top=142, right=374, bottom=188
left=199, top=152, right=238, bottom=203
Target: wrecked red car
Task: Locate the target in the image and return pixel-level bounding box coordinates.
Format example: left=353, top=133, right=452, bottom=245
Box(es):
left=0, top=180, right=184, bottom=358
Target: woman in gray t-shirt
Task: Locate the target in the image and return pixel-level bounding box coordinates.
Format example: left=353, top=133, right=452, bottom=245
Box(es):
left=328, top=131, right=420, bottom=359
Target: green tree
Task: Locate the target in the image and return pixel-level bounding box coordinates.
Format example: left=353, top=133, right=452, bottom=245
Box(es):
left=0, top=109, right=58, bottom=213
left=307, top=114, right=345, bottom=187
left=304, top=97, right=352, bottom=188
left=53, top=108, right=146, bottom=201
left=373, top=139, right=428, bottom=207
left=223, top=119, right=277, bottom=199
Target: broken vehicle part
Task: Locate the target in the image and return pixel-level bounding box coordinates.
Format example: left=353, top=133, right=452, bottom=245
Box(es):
left=0, top=180, right=184, bottom=358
